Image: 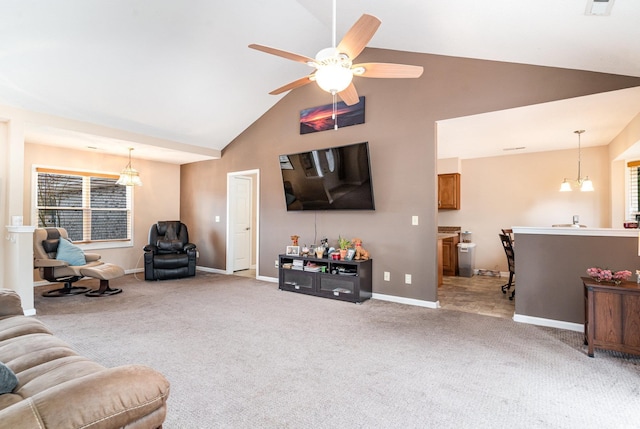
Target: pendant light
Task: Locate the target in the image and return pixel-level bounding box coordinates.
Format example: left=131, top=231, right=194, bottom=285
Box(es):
left=560, top=130, right=593, bottom=192
left=116, top=147, right=143, bottom=186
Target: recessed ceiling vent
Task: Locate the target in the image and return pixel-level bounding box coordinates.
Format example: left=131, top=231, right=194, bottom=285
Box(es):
left=585, top=0, right=615, bottom=16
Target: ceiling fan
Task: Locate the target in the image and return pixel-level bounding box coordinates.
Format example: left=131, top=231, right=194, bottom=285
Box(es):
left=248, top=1, right=424, bottom=107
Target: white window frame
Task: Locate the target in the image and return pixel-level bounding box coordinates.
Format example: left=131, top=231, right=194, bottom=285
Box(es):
left=32, top=165, right=134, bottom=250
left=626, top=160, right=640, bottom=222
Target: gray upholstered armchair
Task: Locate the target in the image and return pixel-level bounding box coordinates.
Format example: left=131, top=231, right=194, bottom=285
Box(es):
left=143, top=221, right=197, bottom=280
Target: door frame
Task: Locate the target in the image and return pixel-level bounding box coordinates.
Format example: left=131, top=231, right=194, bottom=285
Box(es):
left=226, top=169, right=260, bottom=276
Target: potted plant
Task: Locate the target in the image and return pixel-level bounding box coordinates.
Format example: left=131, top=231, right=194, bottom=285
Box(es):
left=338, top=236, right=350, bottom=260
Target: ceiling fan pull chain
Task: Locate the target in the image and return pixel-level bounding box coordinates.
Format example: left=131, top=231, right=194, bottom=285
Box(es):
left=332, top=93, right=338, bottom=130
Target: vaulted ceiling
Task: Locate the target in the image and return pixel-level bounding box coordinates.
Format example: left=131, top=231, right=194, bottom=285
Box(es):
left=1, top=0, right=639, bottom=163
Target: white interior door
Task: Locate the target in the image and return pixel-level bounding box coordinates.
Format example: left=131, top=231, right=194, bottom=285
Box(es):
left=231, top=175, right=252, bottom=271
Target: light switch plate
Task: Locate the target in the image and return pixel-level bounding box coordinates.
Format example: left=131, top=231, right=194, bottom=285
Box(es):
left=405, top=274, right=412, bottom=284
left=412, top=216, right=419, bottom=225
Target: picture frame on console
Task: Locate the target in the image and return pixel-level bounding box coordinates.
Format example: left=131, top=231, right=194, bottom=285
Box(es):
left=286, top=246, right=300, bottom=256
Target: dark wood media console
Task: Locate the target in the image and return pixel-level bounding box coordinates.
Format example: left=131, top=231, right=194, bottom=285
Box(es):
left=279, top=254, right=372, bottom=303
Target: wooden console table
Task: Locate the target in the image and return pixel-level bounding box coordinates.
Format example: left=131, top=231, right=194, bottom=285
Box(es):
left=582, top=277, right=640, bottom=358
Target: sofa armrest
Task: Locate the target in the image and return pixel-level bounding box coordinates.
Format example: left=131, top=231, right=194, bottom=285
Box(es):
left=0, top=365, right=170, bottom=428
left=184, top=243, right=196, bottom=252
left=34, top=259, right=69, bottom=268
left=0, top=289, right=24, bottom=317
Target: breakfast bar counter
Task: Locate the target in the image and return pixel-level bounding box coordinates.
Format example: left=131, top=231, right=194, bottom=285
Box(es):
left=511, top=227, right=640, bottom=331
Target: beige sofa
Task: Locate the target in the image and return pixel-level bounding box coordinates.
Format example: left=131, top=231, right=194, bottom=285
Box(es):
left=0, top=289, right=170, bottom=428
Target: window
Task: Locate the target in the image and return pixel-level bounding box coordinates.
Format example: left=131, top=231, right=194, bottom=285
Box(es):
left=35, top=167, right=132, bottom=246
left=627, top=161, right=640, bottom=221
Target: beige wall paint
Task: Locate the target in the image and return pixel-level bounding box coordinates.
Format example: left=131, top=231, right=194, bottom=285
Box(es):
left=438, top=146, right=610, bottom=271
left=181, top=48, right=640, bottom=303
left=25, top=143, right=181, bottom=272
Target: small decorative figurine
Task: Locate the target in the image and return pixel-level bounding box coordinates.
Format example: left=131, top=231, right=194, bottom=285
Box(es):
left=352, top=238, right=370, bottom=261
left=290, top=235, right=299, bottom=246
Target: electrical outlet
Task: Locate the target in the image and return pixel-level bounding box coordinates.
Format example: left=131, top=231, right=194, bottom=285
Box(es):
left=412, top=215, right=419, bottom=226
left=275, top=260, right=279, bottom=268
left=405, top=274, right=412, bottom=284
left=384, top=271, right=390, bottom=281
left=215, top=216, right=220, bottom=222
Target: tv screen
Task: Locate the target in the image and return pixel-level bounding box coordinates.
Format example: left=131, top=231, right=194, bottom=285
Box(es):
left=279, top=142, right=375, bottom=211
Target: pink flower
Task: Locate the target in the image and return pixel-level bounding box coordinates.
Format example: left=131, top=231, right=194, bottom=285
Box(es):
left=587, top=267, right=631, bottom=283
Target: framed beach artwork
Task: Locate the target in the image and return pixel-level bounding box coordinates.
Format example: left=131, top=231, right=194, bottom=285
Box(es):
left=300, top=96, right=365, bottom=134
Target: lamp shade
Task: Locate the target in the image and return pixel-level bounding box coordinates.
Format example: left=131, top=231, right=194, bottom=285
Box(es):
left=560, top=179, right=572, bottom=192
left=116, top=148, right=142, bottom=186
left=315, top=64, right=353, bottom=94
left=116, top=167, right=142, bottom=186
left=580, top=177, right=594, bottom=192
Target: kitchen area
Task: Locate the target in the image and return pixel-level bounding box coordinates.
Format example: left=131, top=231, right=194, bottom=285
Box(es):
left=436, top=170, right=513, bottom=318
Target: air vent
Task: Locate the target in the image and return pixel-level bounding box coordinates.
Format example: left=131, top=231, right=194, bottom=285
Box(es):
left=585, top=0, right=615, bottom=16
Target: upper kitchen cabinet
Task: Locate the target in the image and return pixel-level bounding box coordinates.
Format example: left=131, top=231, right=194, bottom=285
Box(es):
left=438, top=173, right=460, bottom=210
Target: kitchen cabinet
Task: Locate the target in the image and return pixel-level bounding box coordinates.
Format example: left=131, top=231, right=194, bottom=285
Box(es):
left=441, top=234, right=459, bottom=276
left=438, top=173, right=460, bottom=210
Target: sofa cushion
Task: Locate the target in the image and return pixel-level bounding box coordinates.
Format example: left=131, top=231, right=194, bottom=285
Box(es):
left=0, top=361, right=18, bottom=394
left=55, top=238, right=86, bottom=266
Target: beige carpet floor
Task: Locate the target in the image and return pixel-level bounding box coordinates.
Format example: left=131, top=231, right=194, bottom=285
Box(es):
left=34, top=273, right=640, bottom=429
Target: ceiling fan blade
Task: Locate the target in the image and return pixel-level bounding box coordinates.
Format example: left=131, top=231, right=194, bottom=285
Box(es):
left=248, top=44, right=315, bottom=65
left=337, top=14, right=381, bottom=60
left=353, top=63, right=424, bottom=78
left=338, top=83, right=359, bottom=106
left=269, top=75, right=315, bottom=95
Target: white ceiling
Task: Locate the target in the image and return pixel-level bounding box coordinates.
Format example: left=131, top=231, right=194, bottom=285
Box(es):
left=1, top=0, right=639, bottom=164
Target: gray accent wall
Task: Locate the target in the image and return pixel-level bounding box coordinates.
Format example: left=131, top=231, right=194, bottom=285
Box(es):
left=180, top=48, right=640, bottom=303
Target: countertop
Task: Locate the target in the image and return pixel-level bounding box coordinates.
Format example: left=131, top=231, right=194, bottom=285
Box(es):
left=437, top=233, right=459, bottom=240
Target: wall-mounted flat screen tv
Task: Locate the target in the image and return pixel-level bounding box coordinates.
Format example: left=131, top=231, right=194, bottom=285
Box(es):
left=279, top=142, right=375, bottom=211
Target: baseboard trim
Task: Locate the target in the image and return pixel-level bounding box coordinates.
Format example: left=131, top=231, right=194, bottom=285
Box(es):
left=196, top=266, right=227, bottom=275
left=513, top=314, right=583, bottom=332
left=372, top=293, right=440, bottom=309
left=257, top=275, right=278, bottom=283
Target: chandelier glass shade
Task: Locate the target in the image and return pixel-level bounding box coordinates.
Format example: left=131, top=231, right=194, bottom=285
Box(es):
left=116, top=148, right=142, bottom=186
left=560, top=130, right=593, bottom=192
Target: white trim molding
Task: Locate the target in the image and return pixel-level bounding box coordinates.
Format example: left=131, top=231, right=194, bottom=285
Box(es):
left=513, top=313, right=583, bottom=332
left=372, top=293, right=440, bottom=309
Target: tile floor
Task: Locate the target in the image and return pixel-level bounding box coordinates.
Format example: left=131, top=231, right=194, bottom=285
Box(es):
left=438, top=274, right=515, bottom=319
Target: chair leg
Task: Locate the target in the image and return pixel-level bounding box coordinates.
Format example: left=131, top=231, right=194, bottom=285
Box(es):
left=42, top=278, right=89, bottom=297
left=501, top=272, right=514, bottom=294
left=85, top=279, right=123, bottom=297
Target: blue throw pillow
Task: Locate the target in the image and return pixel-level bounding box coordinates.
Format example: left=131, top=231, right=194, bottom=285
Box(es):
left=0, top=361, right=18, bottom=394
left=56, top=238, right=86, bottom=266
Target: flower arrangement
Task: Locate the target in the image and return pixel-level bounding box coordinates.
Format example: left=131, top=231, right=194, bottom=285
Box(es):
left=587, top=267, right=632, bottom=284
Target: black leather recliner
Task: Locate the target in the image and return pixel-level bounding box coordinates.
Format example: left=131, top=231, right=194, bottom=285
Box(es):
left=144, top=221, right=197, bottom=280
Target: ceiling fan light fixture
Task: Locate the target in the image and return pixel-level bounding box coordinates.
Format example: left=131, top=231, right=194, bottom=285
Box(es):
left=315, top=64, right=353, bottom=94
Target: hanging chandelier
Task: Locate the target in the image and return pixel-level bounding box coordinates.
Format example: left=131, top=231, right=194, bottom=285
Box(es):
left=560, top=130, right=593, bottom=192
left=116, top=147, right=143, bottom=186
